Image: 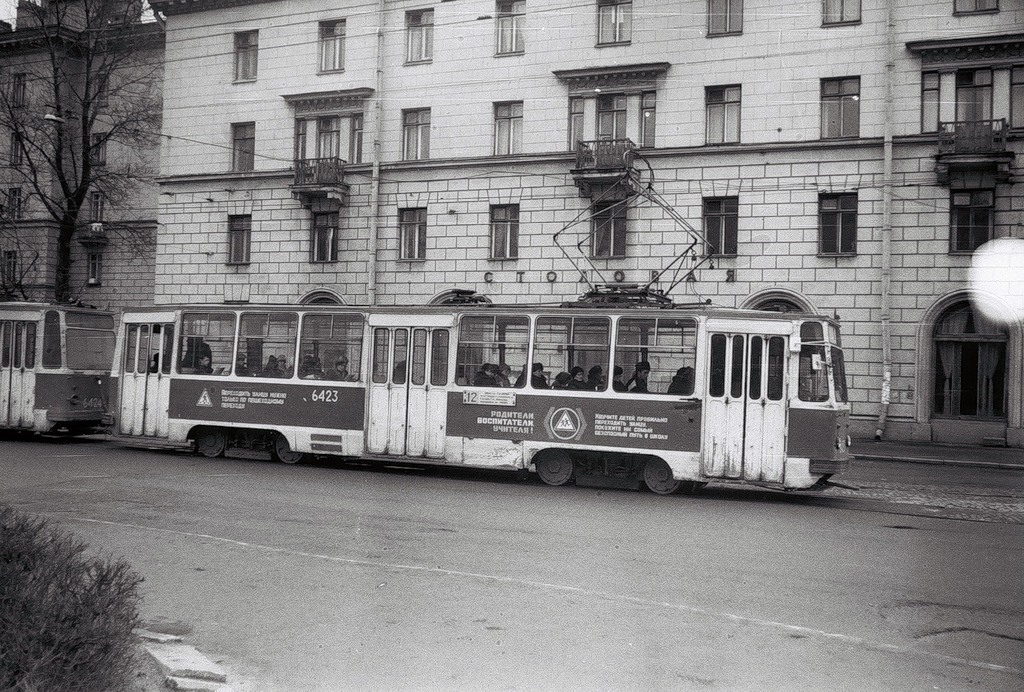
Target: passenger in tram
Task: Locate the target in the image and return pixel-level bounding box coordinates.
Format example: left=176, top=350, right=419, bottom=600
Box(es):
left=530, top=362, right=549, bottom=389
left=277, top=355, right=293, bottom=378
left=148, top=354, right=160, bottom=373
left=496, top=363, right=514, bottom=387
left=551, top=371, right=572, bottom=390
left=234, top=354, right=250, bottom=376
left=299, top=353, right=324, bottom=379
left=262, top=355, right=284, bottom=377
left=473, top=363, right=501, bottom=387
left=667, top=366, right=695, bottom=395
left=611, top=366, right=627, bottom=392
left=626, top=361, right=651, bottom=393
left=327, top=357, right=350, bottom=381
left=567, top=366, right=589, bottom=390
left=180, top=340, right=212, bottom=372
left=196, top=354, right=214, bottom=375
left=586, top=365, right=604, bottom=391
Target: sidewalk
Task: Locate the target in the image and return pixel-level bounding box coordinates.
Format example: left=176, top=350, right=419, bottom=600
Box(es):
left=851, top=438, right=1024, bottom=470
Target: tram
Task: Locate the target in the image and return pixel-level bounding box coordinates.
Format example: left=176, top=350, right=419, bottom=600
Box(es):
left=109, top=289, right=851, bottom=493
left=0, top=302, right=115, bottom=435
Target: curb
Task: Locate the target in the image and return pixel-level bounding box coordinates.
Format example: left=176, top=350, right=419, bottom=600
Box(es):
left=852, top=454, right=1024, bottom=470
left=137, top=630, right=233, bottom=692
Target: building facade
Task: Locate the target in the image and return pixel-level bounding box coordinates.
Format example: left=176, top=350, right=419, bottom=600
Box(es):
left=150, top=0, right=1023, bottom=447
left=0, top=0, right=163, bottom=310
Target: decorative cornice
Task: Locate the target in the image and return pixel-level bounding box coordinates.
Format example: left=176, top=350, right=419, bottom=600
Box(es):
left=150, top=0, right=277, bottom=16
left=906, top=33, right=1023, bottom=68
left=552, top=63, right=670, bottom=94
left=282, top=88, right=375, bottom=114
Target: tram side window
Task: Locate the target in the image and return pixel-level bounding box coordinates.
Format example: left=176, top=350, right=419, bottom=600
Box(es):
left=831, top=346, right=848, bottom=403
left=0, top=322, right=10, bottom=367
left=456, top=315, right=529, bottom=387
left=430, top=330, right=449, bottom=386
left=65, top=312, right=115, bottom=371
left=534, top=316, right=610, bottom=391
left=798, top=321, right=829, bottom=402
left=43, top=311, right=61, bottom=368
left=298, top=313, right=363, bottom=381
left=616, top=318, right=697, bottom=395
left=238, top=312, right=298, bottom=378
left=178, top=312, right=237, bottom=376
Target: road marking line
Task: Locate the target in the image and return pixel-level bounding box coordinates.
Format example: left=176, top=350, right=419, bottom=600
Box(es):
left=68, top=516, right=1022, bottom=677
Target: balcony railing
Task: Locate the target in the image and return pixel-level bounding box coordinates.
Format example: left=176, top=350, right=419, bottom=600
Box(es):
left=293, top=157, right=346, bottom=186
left=937, top=119, right=1007, bottom=155
left=574, top=139, right=635, bottom=171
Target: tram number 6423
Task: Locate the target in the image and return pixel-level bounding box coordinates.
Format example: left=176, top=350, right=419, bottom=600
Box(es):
left=312, top=389, right=339, bottom=403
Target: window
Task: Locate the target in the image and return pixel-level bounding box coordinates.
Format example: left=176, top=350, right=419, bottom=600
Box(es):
left=298, top=313, right=363, bottom=381
left=6, top=188, right=21, bottom=220
left=592, top=201, right=626, bottom=258
left=496, top=0, right=525, bottom=54
left=823, top=0, right=860, bottom=24
left=933, top=302, right=1006, bottom=419
left=402, top=109, right=430, bottom=160
left=90, top=132, right=107, bottom=166
left=819, top=193, right=857, bottom=255
left=615, top=318, right=698, bottom=395
left=237, top=312, right=298, bottom=378
left=350, top=114, right=364, bottom=163
left=597, top=94, right=626, bottom=140
left=821, top=77, right=860, bottom=139
left=319, top=20, right=346, bottom=72
left=494, top=102, right=523, bottom=155
left=798, top=322, right=830, bottom=402
left=457, top=315, right=529, bottom=387
left=11, top=73, right=26, bottom=107
left=534, top=316, right=610, bottom=389
left=1011, top=66, right=1024, bottom=129
left=231, top=122, right=255, bottom=171
left=706, top=85, right=741, bottom=144
left=89, top=191, right=104, bottom=222
left=922, top=72, right=940, bottom=133
left=703, top=197, right=738, bottom=256
left=234, top=30, right=258, bottom=81
left=568, top=97, right=585, bottom=150
left=597, top=0, right=631, bottom=45
left=950, top=190, right=993, bottom=253
left=2, top=250, right=15, bottom=284
left=9, top=133, right=22, bottom=166
left=87, top=252, right=102, bottom=285
left=490, top=204, right=519, bottom=259
left=708, top=0, right=742, bottom=36
left=955, top=69, right=992, bottom=122
left=954, top=0, right=997, bottom=14
left=399, top=208, right=427, bottom=260
left=228, top=214, right=251, bottom=265
left=317, top=116, right=341, bottom=158
left=406, top=10, right=434, bottom=63
left=294, top=119, right=308, bottom=161
left=312, top=211, right=338, bottom=263
left=640, top=92, right=656, bottom=147
left=178, top=312, right=237, bottom=376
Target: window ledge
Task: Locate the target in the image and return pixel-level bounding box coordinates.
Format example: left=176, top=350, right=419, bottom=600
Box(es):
left=817, top=252, right=858, bottom=258
left=233, top=78, right=257, bottom=85
left=952, top=9, right=999, bottom=16
left=398, top=258, right=427, bottom=263
left=596, top=40, right=631, bottom=48
left=487, top=256, right=520, bottom=262
left=404, top=59, right=433, bottom=66
left=317, top=68, right=345, bottom=76
left=822, top=20, right=862, bottom=27
left=706, top=31, right=743, bottom=38
left=495, top=51, right=525, bottom=58
left=226, top=261, right=251, bottom=267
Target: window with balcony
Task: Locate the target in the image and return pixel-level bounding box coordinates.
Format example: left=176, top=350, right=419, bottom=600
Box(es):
left=11, top=73, right=26, bottom=107
left=494, top=102, right=523, bottom=155
left=490, top=204, right=519, bottom=259
left=569, top=97, right=585, bottom=150
left=950, top=190, right=993, bottom=254
left=823, top=0, right=860, bottom=24
left=953, top=0, right=997, bottom=14
left=319, top=20, right=345, bottom=72
left=703, top=197, right=738, bottom=256
left=6, top=188, right=21, bottom=220
left=708, top=0, right=742, bottom=36
left=312, top=211, right=339, bottom=263
left=399, top=208, right=427, bottom=260
left=406, top=10, right=434, bottom=63
left=228, top=214, right=251, bottom=265
left=597, top=94, right=627, bottom=140
left=706, top=85, right=740, bottom=144
left=496, top=0, right=525, bottom=55
left=1012, top=66, right=1023, bottom=129
left=89, top=191, right=104, bottom=222
left=922, top=72, right=940, bottom=133
left=403, top=109, right=430, bottom=160
left=231, top=122, right=255, bottom=172
left=234, top=30, right=258, bottom=81
left=350, top=114, right=364, bottom=164
left=597, top=0, right=631, bottom=45
left=956, top=69, right=992, bottom=122
left=90, top=132, right=107, bottom=166
left=640, top=92, right=656, bottom=147
left=317, top=116, right=341, bottom=159
left=821, top=77, right=860, bottom=139
left=592, top=202, right=626, bottom=258
left=818, top=193, right=857, bottom=255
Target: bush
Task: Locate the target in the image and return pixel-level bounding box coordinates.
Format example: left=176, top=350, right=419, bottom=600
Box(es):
left=0, top=504, right=143, bottom=692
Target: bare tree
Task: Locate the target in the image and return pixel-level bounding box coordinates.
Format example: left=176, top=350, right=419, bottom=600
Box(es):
left=0, top=0, right=162, bottom=303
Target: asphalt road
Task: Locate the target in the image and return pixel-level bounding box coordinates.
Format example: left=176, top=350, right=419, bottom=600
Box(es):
left=2, top=437, right=1022, bottom=691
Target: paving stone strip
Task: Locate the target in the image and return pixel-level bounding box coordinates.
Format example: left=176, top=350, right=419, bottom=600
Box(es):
left=138, top=629, right=233, bottom=691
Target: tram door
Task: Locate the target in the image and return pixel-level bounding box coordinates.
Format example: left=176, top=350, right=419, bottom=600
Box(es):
left=118, top=322, right=174, bottom=438
left=703, top=332, right=788, bottom=482
left=1, top=320, right=36, bottom=428
left=367, top=320, right=450, bottom=457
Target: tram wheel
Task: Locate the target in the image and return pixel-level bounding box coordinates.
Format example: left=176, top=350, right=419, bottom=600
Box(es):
left=535, top=451, right=574, bottom=486
left=195, top=429, right=226, bottom=458
left=643, top=458, right=680, bottom=495
left=273, top=434, right=306, bottom=465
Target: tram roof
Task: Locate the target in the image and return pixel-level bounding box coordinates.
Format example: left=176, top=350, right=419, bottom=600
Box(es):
left=0, top=301, right=114, bottom=314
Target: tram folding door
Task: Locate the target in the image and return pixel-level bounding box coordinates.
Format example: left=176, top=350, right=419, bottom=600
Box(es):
left=366, top=317, right=450, bottom=458
left=703, top=331, right=788, bottom=483
left=0, top=320, right=35, bottom=429
left=118, top=321, right=174, bottom=438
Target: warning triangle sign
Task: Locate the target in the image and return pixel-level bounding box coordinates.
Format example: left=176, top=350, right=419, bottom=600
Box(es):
left=196, top=389, right=213, bottom=407
left=553, top=411, right=577, bottom=433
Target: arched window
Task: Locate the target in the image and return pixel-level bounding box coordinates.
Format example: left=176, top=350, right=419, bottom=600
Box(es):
left=753, top=298, right=804, bottom=314
left=300, top=290, right=343, bottom=305
left=933, top=302, right=1007, bottom=419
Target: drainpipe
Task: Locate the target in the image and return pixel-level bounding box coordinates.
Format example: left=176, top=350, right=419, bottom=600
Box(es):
left=875, top=0, right=895, bottom=440
left=367, top=0, right=385, bottom=306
